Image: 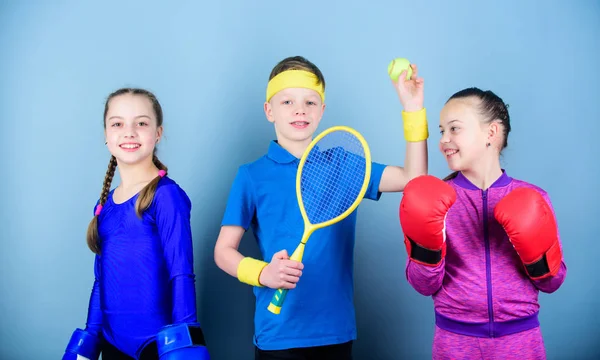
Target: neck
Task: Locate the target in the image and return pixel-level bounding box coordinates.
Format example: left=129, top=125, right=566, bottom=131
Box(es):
left=276, top=136, right=312, bottom=159
left=116, top=157, right=159, bottom=190
left=461, top=156, right=503, bottom=190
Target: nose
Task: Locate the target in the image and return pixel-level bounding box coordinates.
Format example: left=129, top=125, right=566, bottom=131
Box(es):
left=294, top=104, right=306, bottom=116
left=123, top=122, right=137, bottom=138
left=440, top=130, right=450, bottom=144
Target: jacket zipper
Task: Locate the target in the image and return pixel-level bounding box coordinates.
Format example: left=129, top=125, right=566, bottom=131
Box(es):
left=482, top=189, right=495, bottom=337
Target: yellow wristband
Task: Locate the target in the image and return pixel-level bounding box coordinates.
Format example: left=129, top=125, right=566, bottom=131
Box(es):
left=237, top=257, right=268, bottom=287
left=402, top=108, right=429, bottom=142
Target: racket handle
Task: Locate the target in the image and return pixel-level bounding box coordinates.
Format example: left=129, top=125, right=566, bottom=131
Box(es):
left=267, top=288, right=288, bottom=315
left=267, top=243, right=306, bottom=315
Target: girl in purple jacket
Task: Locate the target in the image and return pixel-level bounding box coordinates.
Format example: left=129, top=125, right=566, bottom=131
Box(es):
left=398, top=87, right=567, bottom=359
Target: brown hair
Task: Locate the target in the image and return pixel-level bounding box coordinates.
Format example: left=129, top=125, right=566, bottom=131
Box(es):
left=442, top=87, right=511, bottom=181
left=269, top=56, right=326, bottom=91
left=86, top=88, right=168, bottom=254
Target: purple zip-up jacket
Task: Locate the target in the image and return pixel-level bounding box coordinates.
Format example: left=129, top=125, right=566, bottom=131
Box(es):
left=406, top=170, right=567, bottom=338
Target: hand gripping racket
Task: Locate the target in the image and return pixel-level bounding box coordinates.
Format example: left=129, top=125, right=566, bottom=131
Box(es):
left=267, top=125, right=372, bottom=315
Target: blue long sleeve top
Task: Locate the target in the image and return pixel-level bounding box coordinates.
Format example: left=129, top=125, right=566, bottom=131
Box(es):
left=84, top=176, right=197, bottom=357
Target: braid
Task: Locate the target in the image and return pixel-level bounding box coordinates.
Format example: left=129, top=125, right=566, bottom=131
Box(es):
left=86, top=156, right=117, bottom=254
left=135, top=154, right=168, bottom=218
left=100, top=156, right=118, bottom=205
left=152, top=154, right=168, bottom=172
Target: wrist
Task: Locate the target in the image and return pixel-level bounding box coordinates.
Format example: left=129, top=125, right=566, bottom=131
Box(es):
left=405, top=236, right=445, bottom=266
left=237, top=257, right=268, bottom=287
left=402, top=104, right=424, bottom=112
left=402, top=108, right=429, bottom=142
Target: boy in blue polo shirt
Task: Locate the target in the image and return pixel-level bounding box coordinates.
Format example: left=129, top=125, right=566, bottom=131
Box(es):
left=214, top=56, right=428, bottom=359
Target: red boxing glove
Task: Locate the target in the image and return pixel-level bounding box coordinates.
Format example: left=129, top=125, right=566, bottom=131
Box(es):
left=494, top=187, right=563, bottom=280
left=399, top=175, right=457, bottom=266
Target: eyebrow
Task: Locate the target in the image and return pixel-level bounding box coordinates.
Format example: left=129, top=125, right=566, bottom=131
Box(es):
left=439, top=119, right=460, bottom=128
left=107, top=115, right=152, bottom=121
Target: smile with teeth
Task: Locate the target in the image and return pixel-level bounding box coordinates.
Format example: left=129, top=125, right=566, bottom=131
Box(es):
left=445, top=149, right=459, bottom=157
left=291, top=121, right=309, bottom=128
left=120, top=144, right=141, bottom=149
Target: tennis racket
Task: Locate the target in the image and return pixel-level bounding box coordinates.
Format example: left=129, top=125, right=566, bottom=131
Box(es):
left=267, top=125, right=372, bottom=315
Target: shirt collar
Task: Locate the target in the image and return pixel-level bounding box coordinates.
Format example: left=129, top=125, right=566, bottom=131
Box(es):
left=453, top=169, right=512, bottom=190
left=267, top=140, right=298, bottom=164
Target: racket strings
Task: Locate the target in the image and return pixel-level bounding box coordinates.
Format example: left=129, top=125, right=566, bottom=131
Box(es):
left=300, top=131, right=367, bottom=224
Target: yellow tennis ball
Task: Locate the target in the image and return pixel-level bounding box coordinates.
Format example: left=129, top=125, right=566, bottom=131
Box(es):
left=388, top=58, right=413, bottom=81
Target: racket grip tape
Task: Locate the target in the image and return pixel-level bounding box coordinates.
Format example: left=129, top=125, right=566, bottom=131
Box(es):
left=268, top=288, right=288, bottom=314
left=267, top=243, right=306, bottom=314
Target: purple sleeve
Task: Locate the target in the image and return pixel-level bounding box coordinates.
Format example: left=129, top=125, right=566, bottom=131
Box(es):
left=531, top=261, right=567, bottom=293
left=405, top=258, right=445, bottom=296
left=155, top=185, right=198, bottom=324
left=85, top=255, right=103, bottom=336
left=531, top=192, right=567, bottom=293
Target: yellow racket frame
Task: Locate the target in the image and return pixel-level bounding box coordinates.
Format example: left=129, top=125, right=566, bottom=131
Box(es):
left=267, top=125, right=372, bottom=315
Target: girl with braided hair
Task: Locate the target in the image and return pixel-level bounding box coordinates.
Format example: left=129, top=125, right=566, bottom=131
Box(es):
left=63, top=88, right=209, bottom=360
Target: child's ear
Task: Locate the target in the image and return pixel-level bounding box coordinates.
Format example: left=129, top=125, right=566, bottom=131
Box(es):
left=264, top=101, right=274, bottom=123
left=488, top=120, right=500, bottom=145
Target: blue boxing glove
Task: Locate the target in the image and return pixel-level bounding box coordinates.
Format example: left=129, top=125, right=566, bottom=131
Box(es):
left=136, top=323, right=209, bottom=359
left=62, top=328, right=101, bottom=360
left=153, top=323, right=209, bottom=360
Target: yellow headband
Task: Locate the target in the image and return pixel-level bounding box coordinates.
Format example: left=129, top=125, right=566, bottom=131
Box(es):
left=266, top=70, right=325, bottom=103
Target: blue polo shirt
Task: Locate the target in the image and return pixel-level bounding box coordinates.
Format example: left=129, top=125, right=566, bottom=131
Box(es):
left=221, top=140, right=386, bottom=350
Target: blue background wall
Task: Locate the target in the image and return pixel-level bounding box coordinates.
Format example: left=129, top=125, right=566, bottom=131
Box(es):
left=1, top=1, right=598, bottom=358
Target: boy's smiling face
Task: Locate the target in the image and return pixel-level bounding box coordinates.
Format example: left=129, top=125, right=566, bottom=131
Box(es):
left=264, top=87, right=325, bottom=145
